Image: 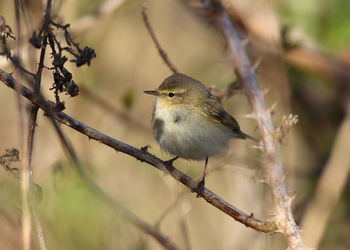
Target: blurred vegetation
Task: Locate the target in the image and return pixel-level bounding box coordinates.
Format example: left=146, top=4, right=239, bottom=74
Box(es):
left=0, top=0, right=349, bottom=250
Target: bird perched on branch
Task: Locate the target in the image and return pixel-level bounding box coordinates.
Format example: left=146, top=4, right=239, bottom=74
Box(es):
left=144, top=73, right=256, bottom=196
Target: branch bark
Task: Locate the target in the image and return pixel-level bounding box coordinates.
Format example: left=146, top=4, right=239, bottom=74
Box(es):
left=202, top=0, right=309, bottom=248
left=21, top=0, right=52, bottom=248
left=0, top=68, right=277, bottom=233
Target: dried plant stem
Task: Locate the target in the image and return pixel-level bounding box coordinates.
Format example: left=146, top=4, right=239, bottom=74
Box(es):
left=0, top=69, right=277, bottom=233
left=21, top=153, right=31, bottom=250
left=214, top=1, right=308, bottom=248
left=18, top=0, right=51, bottom=249
left=14, top=0, right=32, bottom=248
left=141, top=6, right=179, bottom=74
left=1, top=72, right=179, bottom=250
left=301, top=102, right=350, bottom=248
left=32, top=209, right=47, bottom=250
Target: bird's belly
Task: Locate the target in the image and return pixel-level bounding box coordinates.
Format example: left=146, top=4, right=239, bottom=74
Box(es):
left=153, top=111, right=231, bottom=160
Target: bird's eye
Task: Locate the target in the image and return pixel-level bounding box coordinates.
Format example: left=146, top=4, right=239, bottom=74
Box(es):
left=168, top=92, right=175, bottom=97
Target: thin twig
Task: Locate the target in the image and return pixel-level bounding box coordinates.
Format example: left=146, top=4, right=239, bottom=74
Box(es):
left=141, top=6, right=179, bottom=74
left=23, top=0, right=52, bottom=248
left=1, top=73, right=179, bottom=250
left=301, top=101, right=350, bottom=248
left=2, top=3, right=178, bottom=249
left=204, top=0, right=308, bottom=248
left=0, top=69, right=277, bottom=233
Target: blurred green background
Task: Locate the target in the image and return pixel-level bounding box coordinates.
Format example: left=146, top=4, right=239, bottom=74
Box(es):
left=0, top=0, right=349, bottom=249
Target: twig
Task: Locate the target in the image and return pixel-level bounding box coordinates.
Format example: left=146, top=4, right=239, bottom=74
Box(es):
left=22, top=0, right=52, bottom=248
left=2, top=3, right=177, bottom=249
left=32, top=210, right=47, bottom=250
left=202, top=0, right=308, bottom=248
left=0, top=69, right=277, bottom=233
left=301, top=101, right=350, bottom=248
left=208, top=1, right=350, bottom=83
left=0, top=79, right=179, bottom=250
left=141, top=6, right=179, bottom=74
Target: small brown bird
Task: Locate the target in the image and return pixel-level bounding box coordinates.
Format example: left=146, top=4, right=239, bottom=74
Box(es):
left=144, top=73, right=255, bottom=195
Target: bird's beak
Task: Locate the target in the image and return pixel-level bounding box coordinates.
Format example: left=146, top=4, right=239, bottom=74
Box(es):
left=144, top=90, right=160, bottom=96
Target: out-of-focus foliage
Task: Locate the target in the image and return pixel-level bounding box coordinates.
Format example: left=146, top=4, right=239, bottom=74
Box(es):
left=280, top=0, right=350, bottom=50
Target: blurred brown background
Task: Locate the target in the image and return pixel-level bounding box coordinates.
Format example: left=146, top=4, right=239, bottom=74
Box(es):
left=0, top=0, right=349, bottom=249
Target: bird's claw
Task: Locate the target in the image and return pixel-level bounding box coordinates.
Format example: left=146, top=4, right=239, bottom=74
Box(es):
left=164, top=156, right=179, bottom=168
left=193, top=179, right=205, bottom=198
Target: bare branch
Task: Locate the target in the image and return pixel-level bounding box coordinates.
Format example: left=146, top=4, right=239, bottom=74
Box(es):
left=200, top=0, right=308, bottom=248
left=141, top=6, right=179, bottom=74
left=0, top=68, right=277, bottom=233
left=19, top=0, right=52, bottom=248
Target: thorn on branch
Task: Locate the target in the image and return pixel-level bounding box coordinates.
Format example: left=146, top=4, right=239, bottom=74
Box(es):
left=250, top=142, right=264, bottom=151
left=287, top=190, right=298, bottom=206
left=241, top=35, right=250, bottom=47
left=251, top=57, right=262, bottom=73
left=141, top=145, right=151, bottom=152
left=263, top=88, right=270, bottom=96
left=241, top=112, right=256, bottom=119
left=267, top=102, right=277, bottom=116
left=29, top=31, right=44, bottom=49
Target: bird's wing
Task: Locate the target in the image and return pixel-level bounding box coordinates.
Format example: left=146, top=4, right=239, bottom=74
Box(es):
left=198, top=96, right=247, bottom=139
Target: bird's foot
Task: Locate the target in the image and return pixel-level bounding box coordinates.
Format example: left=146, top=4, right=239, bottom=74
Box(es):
left=164, top=156, right=179, bottom=168
left=193, top=179, right=205, bottom=198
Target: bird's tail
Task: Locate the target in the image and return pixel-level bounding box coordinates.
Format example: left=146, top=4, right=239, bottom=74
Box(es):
left=239, top=131, right=259, bottom=142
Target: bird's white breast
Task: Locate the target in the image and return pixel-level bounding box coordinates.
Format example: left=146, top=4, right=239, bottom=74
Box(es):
left=152, top=99, right=232, bottom=160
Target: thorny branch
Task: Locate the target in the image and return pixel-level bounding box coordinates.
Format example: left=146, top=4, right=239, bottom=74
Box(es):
left=0, top=69, right=277, bottom=233
left=200, top=0, right=308, bottom=249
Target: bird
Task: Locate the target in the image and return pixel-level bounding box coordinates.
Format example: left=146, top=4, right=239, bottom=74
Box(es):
left=144, top=73, right=256, bottom=196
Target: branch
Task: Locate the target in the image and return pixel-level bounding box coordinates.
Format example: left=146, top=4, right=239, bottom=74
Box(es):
left=301, top=101, right=350, bottom=248
left=141, top=7, right=179, bottom=74
left=202, top=0, right=308, bottom=248
left=15, top=0, right=52, bottom=248
left=0, top=68, right=277, bottom=233
left=3, top=3, right=178, bottom=249
left=209, top=1, right=350, bottom=83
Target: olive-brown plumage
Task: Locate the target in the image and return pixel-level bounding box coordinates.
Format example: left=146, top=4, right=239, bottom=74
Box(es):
left=144, top=73, right=255, bottom=195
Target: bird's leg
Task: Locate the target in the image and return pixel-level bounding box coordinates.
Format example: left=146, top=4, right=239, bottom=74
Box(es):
left=195, top=157, right=208, bottom=198
left=164, top=156, right=179, bottom=167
